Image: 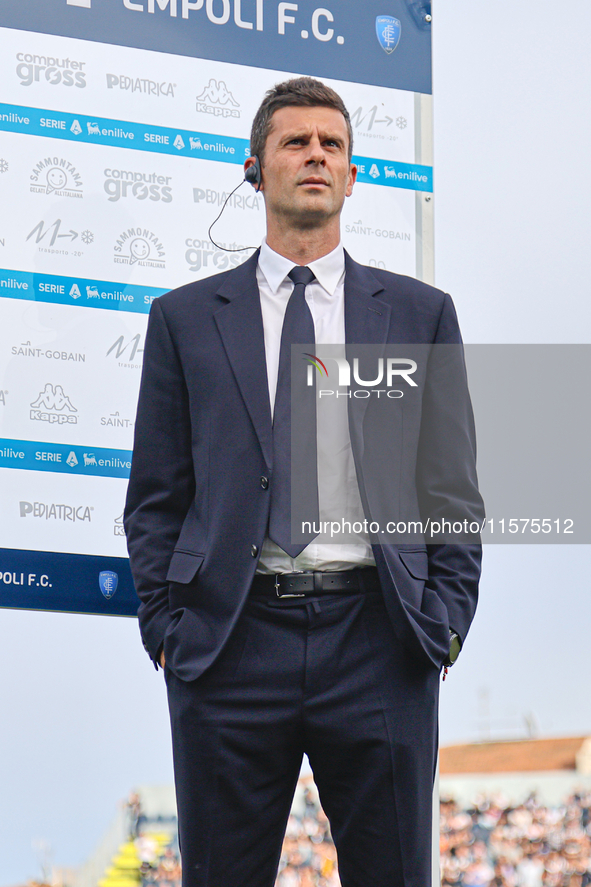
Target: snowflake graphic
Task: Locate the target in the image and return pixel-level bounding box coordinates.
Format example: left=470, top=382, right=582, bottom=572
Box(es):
left=396, top=117, right=407, bottom=130
left=81, top=230, right=94, bottom=245
left=0, top=159, right=8, bottom=173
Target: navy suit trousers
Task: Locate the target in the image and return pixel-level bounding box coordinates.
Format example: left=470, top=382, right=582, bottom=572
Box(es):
left=165, top=589, right=440, bottom=887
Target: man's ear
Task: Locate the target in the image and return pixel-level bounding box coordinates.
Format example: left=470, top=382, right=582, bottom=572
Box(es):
left=346, top=163, right=358, bottom=198
left=244, top=156, right=262, bottom=192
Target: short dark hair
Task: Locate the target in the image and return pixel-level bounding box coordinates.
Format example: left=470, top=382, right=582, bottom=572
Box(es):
left=250, top=76, right=353, bottom=163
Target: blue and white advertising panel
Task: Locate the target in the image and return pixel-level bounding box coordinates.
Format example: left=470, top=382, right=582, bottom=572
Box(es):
left=0, top=0, right=433, bottom=615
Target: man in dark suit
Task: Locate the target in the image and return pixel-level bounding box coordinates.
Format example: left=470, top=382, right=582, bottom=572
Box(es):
left=124, top=77, right=483, bottom=887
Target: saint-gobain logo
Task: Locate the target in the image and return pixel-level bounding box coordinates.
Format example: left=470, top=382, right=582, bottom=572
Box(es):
left=30, top=383, right=78, bottom=424
left=99, top=570, right=118, bottom=600
left=114, top=228, right=165, bottom=268
left=30, top=157, right=83, bottom=198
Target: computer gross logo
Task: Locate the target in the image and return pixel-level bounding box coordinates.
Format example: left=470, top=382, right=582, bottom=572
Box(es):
left=30, top=157, right=83, bottom=199
left=104, top=168, right=172, bottom=203
left=29, top=383, right=78, bottom=425
left=196, top=79, right=240, bottom=118
left=185, top=237, right=251, bottom=273
left=15, top=52, right=87, bottom=88
left=114, top=228, right=165, bottom=268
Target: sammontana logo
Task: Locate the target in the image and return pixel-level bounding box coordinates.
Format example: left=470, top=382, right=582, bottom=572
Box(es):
left=30, top=156, right=83, bottom=198
left=114, top=228, right=165, bottom=268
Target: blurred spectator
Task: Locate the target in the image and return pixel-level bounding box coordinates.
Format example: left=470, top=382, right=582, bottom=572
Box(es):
left=134, top=785, right=591, bottom=887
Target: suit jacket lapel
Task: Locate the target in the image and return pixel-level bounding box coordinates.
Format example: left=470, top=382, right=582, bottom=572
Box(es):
left=214, top=251, right=273, bottom=468
left=344, top=252, right=391, bottom=435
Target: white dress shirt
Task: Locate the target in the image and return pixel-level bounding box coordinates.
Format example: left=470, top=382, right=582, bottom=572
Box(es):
left=256, top=239, right=375, bottom=574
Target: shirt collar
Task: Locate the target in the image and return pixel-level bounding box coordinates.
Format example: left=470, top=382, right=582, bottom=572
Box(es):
left=258, top=239, right=345, bottom=297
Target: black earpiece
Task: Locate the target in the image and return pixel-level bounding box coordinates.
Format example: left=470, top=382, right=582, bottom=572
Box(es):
left=244, top=155, right=262, bottom=191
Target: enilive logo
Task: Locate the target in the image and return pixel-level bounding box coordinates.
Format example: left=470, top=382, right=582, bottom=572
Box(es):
left=20, top=500, right=92, bottom=522
left=196, top=79, right=240, bottom=118
left=114, top=228, right=165, bottom=268
left=30, top=157, right=83, bottom=198
left=16, top=52, right=86, bottom=87
left=30, top=383, right=78, bottom=424
left=107, top=73, right=175, bottom=98
left=104, top=168, right=172, bottom=203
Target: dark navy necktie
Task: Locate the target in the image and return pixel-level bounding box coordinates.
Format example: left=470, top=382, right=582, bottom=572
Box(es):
left=268, top=266, right=319, bottom=557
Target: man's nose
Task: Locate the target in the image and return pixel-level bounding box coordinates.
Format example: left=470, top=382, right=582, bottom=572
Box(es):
left=305, top=136, right=326, bottom=165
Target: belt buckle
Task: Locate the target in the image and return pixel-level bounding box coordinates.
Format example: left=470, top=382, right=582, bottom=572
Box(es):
left=275, top=572, right=307, bottom=599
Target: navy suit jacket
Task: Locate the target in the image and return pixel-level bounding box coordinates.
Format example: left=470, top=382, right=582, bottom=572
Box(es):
left=124, top=251, right=483, bottom=681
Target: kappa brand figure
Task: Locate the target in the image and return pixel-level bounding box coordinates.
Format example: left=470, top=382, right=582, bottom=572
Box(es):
left=125, top=77, right=484, bottom=887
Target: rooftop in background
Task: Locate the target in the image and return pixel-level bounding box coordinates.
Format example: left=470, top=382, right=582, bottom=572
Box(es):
left=440, top=736, right=591, bottom=775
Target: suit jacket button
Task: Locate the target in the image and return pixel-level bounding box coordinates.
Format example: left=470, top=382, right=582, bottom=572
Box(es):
left=251, top=544, right=259, bottom=557
left=260, top=476, right=269, bottom=489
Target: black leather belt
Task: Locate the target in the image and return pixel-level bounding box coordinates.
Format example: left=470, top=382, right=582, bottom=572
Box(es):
left=250, top=567, right=380, bottom=599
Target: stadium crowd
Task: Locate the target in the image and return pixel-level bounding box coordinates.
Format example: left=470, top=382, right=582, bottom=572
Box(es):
left=131, top=787, right=591, bottom=887
left=440, top=790, right=591, bottom=887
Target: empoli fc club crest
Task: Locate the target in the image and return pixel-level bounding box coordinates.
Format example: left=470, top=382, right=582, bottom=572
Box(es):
left=99, top=570, right=118, bottom=600
left=376, top=15, right=401, bottom=54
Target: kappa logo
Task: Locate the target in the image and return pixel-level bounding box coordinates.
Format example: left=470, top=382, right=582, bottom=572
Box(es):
left=114, top=513, right=125, bottom=537
left=30, top=157, right=83, bottom=198
left=196, top=79, right=240, bottom=118
left=114, top=228, right=165, bottom=269
left=30, top=383, right=78, bottom=424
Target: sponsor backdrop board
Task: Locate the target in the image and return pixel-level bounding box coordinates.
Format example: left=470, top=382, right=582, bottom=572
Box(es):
left=0, top=0, right=433, bottom=616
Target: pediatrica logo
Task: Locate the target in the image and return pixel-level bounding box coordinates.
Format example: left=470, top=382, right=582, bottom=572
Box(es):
left=30, top=157, right=83, bottom=198
left=114, top=228, right=165, bottom=268
left=106, top=73, right=175, bottom=98
left=16, top=52, right=87, bottom=87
